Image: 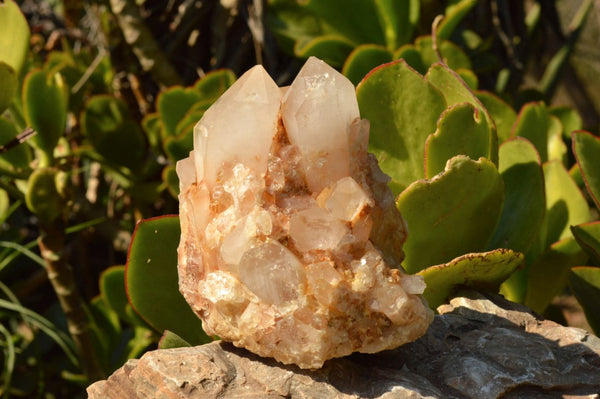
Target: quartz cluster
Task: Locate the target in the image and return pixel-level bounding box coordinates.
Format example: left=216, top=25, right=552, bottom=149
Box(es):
left=176, top=57, right=433, bottom=369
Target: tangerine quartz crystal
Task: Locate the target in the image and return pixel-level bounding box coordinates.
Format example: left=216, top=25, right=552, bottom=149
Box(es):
left=176, top=57, right=433, bottom=369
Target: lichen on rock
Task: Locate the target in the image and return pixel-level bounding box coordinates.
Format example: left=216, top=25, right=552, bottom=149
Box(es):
left=176, top=56, right=433, bottom=369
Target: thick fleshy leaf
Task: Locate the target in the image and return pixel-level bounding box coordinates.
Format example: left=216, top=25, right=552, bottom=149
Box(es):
left=162, top=165, right=179, bottom=198
left=301, top=0, right=385, bottom=45
left=158, top=330, right=192, bottom=350
left=549, top=106, right=582, bottom=139
left=393, top=45, right=426, bottom=74
left=193, top=69, right=236, bottom=102
left=0, top=189, right=7, bottom=219
left=476, top=91, right=517, bottom=143
left=525, top=237, right=587, bottom=314
left=294, top=35, right=355, bottom=68
left=23, top=70, right=68, bottom=160
left=538, top=161, right=590, bottom=250
left=491, top=138, right=545, bottom=303
left=571, top=222, right=600, bottom=265
left=25, top=168, right=66, bottom=224
left=456, top=68, right=478, bottom=90
left=437, top=0, right=478, bottom=40
left=342, top=44, right=392, bottom=85
left=356, top=59, right=446, bottom=194
left=0, top=62, right=17, bottom=114
left=100, top=265, right=148, bottom=327
left=126, top=216, right=211, bottom=345
left=424, top=102, right=490, bottom=178
left=547, top=115, right=567, bottom=164
left=489, top=138, right=545, bottom=253
left=157, top=87, right=202, bottom=138
left=164, top=130, right=193, bottom=162
left=82, top=95, right=146, bottom=171
left=572, top=131, right=600, bottom=210
left=425, top=63, right=497, bottom=165
left=510, top=102, right=549, bottom=163
left=0, top=0, right=30, bottom=74
left=416, top=37, right=472, bottom=71
left=0, top=117, right=31, bottom=174
left=87, top=296, right=121, bottom=374
left=398, top=156, right=504, bottom=273
left=569, top=266, right=600, bottom=335
left=418, top=249, right=523, bottom=309
left=374, top=0, right=419, bottom=50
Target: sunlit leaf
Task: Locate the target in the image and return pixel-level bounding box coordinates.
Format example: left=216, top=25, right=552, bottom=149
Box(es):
left=571, top=222, right=600, bottom=265
left=418, top=249, right=523, bottom=309
left=357, top=59, right=446, bottom=194
left=398, top=156, right=504, bottom=273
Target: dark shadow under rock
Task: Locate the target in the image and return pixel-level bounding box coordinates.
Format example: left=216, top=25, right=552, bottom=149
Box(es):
left=87, top=292, right=600, bottom=399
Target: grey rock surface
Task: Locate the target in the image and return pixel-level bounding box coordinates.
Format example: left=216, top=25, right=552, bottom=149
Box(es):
left=87, top=292, right=600, bottom=398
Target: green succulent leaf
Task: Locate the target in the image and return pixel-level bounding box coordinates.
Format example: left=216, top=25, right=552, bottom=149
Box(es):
left=425, top=63, right=497, bottom=165
left=100, top=265, right=148, bottom=327
left=126, top=216, right=211, bottom=345
left=157, top=87, right=202, bottom=138
left=23, top=70, right=68, bottom=162
left=300, top=0, right=385, bottom=45
left=491, top=138, right=545, bottom=303
left=549, top=106, right=582, bottom=139
left=418, top=249, right=523, bottom=309
left=571, top=222, right=600, bottom=265
left=0, top=117, right=31, bottom=174
left=25, top=168, right=66, bottom=225
left=0, top=0, right=30, bottom=74
left=342, top=44, right=392, bottom=86
left=87, top=295, right=121, bottom=374
left=436, top=0, right=478, bottom=40
left=393, top=45, right=426, bottom=73
left=476, top=91, right=517, bottom=143
left=193, top=69, right=236, bottom=102
left=425, top=102, right=490, bottom=178
left=82, top=95, right=146, bottom=172
left=0, top=189, right=8, bottom=220
left=547, top=115, right=567, bottom=164
left=537, top=161, right=590, bottom=251
left=456, top=68, right=478, bottom=90
left=569, top=266, right=600, bottom=335
left=489, top=137, right=545, bottom=253
left=158, top=330, right=192, bottom=350
left=0, top=62, right=17, bottom=114
left=525, top=237, right=587, bottom=314
left=416, top=36, right=472, bottom=71
left=163, top=165, right=179, bottom=198
left=394, top=37, right=472, bottom=75
left=294, top=35, right=355, bottom=68
left=398, top=156, right=504, bottom=274
left=374, top=0, right=419, bottom=50
left=510, top=102, right=549, bottom=163
left=357, top=59, right=446, bottom=194
left=572, top=131, right=600, bottom=210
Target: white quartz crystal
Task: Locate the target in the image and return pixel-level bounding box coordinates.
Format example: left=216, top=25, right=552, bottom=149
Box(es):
left=193, top=65, right=282, bottom=188
left=177, top=57, right=433, bottom=369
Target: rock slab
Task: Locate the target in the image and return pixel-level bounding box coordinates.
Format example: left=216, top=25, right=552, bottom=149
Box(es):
left=88, top=292, right=600, bottom=398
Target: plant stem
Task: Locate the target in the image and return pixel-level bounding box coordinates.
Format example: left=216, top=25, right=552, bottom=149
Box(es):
left=38, top=221, right=104, bottom=382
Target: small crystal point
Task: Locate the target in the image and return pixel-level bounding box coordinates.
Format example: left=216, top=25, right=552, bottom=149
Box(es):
left=177, top=57, right=433, bottom=370
left=193, top=65, right=282, bottom=188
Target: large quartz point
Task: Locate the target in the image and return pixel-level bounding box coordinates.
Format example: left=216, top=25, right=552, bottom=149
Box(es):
left=177, top=57, right=433, bottom=369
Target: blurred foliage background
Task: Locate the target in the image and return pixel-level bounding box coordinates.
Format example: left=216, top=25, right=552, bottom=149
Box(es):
left=0, top=0, right=599, bottom=397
